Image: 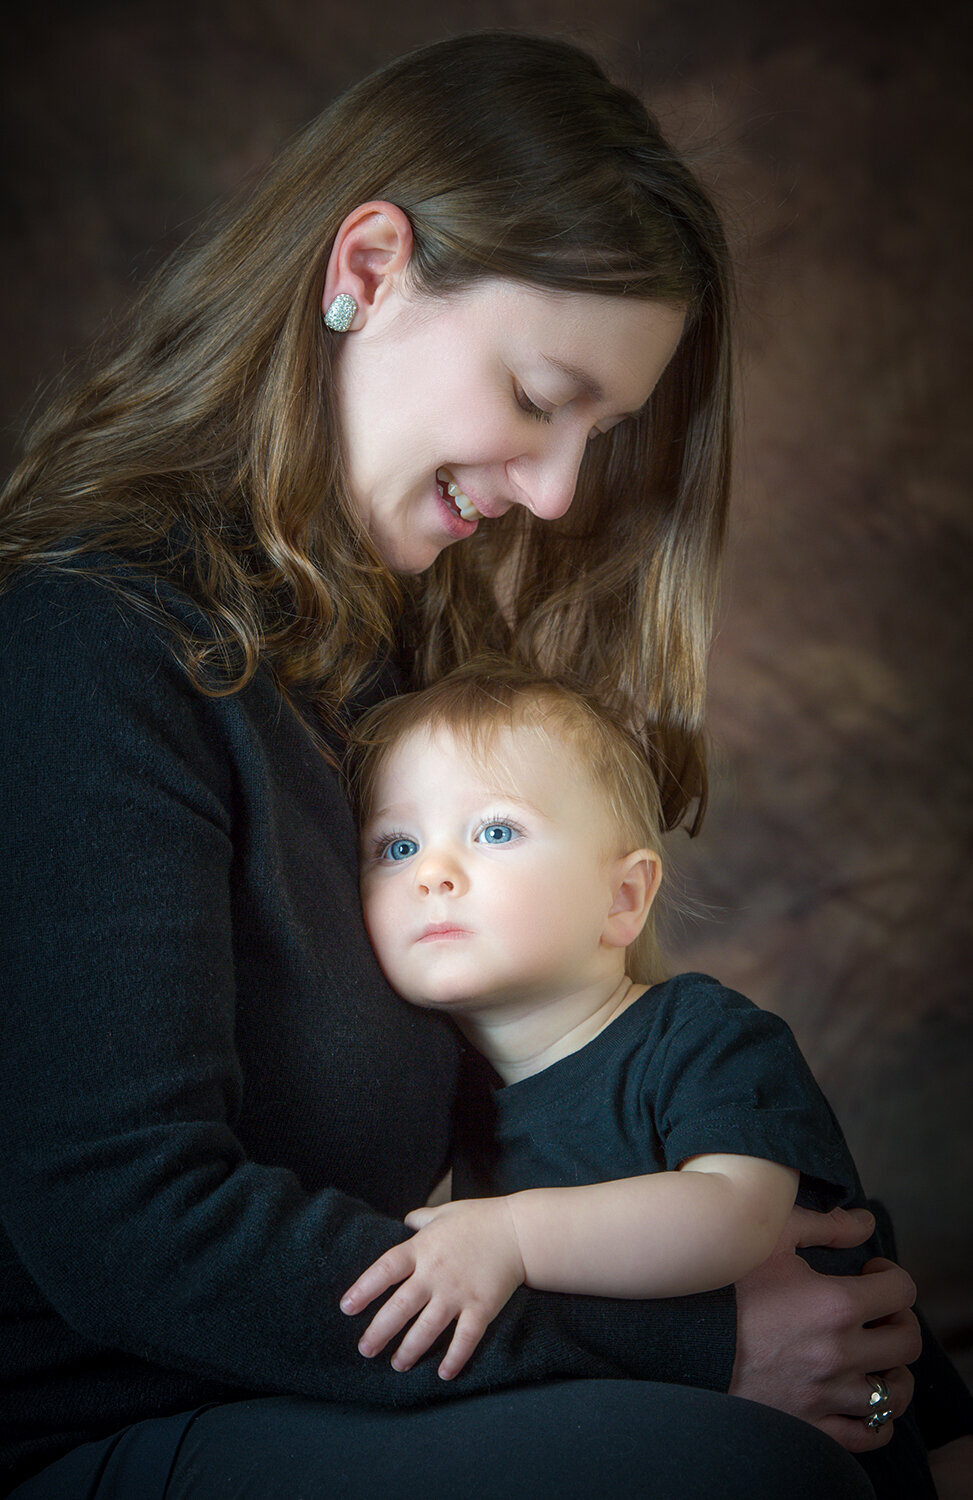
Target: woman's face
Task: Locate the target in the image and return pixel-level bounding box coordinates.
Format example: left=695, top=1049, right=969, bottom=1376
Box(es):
left=334, top=279, right=685, bottom=573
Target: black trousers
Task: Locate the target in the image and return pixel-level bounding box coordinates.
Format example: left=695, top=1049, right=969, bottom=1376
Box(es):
left=10, top=1382, right=878, bottom=1499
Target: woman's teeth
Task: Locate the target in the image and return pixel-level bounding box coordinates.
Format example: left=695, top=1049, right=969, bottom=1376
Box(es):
left=436, top=468, right=481, bottom=522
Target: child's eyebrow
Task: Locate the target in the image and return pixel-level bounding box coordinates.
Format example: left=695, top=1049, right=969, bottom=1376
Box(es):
left=363, top=804, right=410, bottom=826
left=365, top=789, right=547, bottom=824
left=480, top=789, right=546, bottom=817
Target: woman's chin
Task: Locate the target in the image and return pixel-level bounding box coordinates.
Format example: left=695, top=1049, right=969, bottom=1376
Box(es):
left=375, top=530, right=457, bottom=575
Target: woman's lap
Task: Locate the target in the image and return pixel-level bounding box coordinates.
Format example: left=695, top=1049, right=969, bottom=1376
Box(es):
left=11, top=1382, right=875, bottom=1500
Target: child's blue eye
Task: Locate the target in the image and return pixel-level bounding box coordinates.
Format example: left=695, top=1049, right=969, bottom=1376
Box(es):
left=478, top=823, right=515, bottom=845
left=382, top=837, right=418, bottom=861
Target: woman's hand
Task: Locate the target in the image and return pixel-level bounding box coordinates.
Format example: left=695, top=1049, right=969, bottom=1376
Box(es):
left=340, top=1198, right=526, bottom=1380
left=730, top=1205, right=922, bottom=1452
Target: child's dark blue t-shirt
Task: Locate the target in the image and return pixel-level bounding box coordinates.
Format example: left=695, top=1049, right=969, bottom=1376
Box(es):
left=454, top=972, right=861, bottom=1213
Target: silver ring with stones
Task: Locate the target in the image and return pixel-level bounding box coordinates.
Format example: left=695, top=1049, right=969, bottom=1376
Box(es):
left=865, top=1376, right=894, bottom=1430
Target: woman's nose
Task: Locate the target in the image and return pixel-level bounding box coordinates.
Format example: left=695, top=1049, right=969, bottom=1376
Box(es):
left=507, top=432, right=588, bottom=521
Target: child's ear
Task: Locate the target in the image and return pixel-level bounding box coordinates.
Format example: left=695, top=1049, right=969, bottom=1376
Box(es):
left=602, top=850, right=662, bottom=950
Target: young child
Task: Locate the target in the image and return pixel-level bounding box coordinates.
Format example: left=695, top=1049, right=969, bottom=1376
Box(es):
left=339, top=661, right=867, bottom=1388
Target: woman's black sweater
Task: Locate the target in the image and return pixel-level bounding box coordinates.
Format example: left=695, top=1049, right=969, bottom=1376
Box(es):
left=0, top=566, right=734, bottom=1492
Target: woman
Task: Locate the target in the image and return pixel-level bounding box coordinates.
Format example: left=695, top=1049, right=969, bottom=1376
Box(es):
left=1, top=31, right=965, bottom=1499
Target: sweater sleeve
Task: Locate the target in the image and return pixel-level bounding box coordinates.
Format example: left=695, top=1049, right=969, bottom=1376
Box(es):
left=0, top=568, right=735, bottom=1414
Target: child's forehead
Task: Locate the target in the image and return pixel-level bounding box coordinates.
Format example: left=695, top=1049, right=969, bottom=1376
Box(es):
left=373, top=716, right=592, bottom=806
left=386, top=716, right=570, bottom=774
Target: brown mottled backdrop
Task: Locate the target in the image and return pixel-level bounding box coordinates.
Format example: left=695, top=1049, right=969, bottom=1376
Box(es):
left=3, top=0, right=970, bottom=1383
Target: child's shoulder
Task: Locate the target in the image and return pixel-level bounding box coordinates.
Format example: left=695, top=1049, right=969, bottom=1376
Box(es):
left=642, top=971, right=763, bottom=1017
left=632, top=972, right=798, bottom=1053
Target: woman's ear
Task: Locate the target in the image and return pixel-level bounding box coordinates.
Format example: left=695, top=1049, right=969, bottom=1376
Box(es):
left=602, top=850, right=662, bottom=950
left=322, top=201, right=414, bottom=329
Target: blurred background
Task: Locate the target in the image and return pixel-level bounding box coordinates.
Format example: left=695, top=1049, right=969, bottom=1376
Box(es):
left=3, top=0, right=970, bottom=1383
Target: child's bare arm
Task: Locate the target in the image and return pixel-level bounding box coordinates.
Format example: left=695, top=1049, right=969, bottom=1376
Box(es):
left=340, top=1156, right=798, bottom=1380
left=507, top=1154, right=799, bottom=1298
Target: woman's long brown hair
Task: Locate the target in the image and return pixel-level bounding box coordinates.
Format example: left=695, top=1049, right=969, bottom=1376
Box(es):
left=0, top=31, right=732, bottom=832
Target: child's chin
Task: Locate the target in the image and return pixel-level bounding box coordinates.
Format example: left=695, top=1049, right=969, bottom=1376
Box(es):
left=409, top=988, right=473, bottom=1011
left=396, top=975, right=480, bottom=1011
left=388, top=959, right=490, bottom=1010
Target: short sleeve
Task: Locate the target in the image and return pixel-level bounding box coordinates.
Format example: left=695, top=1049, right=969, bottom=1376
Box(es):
left=650, top=978, right=861, bottom=1211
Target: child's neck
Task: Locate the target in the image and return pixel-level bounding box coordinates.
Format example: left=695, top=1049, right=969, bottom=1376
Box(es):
left=456, top=974, right=647, bottom=1086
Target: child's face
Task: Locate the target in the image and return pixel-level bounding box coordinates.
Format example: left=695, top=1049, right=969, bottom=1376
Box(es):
left=359, top=722, right=632, bottom=1012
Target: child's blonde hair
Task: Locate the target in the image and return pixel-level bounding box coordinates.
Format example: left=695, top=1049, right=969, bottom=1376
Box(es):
left=348, top=658, right=667, bottom=984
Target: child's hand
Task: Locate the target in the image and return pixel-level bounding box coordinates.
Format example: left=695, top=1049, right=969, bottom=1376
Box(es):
left=339, top=1197, right=526, bottom=1380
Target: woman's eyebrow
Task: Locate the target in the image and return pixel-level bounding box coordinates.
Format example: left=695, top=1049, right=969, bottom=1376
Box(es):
left=539, top=354, right=606, bottom=404
left=539, top=355, right=646, bottom=416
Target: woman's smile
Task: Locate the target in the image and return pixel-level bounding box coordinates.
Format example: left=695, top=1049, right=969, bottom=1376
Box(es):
left=334, top=279, right=685, bottom=573
left=436, top=469, right=482, bottom=524
left=433, top=472, right=480, bottom=541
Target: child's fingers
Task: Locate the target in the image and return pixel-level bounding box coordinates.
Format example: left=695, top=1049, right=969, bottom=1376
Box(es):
left=340, top=1244, right=415, bottom=1314
left=389, top=1301, right=456, bottom=1372
left=437, top=1309, right=489, bottom=1381
left=356, top=1279, right=429, bottom=1357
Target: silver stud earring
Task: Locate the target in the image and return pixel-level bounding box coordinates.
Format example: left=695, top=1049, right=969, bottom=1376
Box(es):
left=323, top=293, right=357, bottom=332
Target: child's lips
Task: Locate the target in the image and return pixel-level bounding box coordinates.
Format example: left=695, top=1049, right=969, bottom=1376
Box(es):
left=416, top=922, right=471, bottom=942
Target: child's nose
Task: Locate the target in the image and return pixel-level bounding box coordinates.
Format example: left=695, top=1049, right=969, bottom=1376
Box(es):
left=415, top=849, right=467, bottom=896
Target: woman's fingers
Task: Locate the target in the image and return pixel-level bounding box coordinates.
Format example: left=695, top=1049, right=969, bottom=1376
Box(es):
left=404, top=1206, right=438, bottom=1230
left=817, top=1255, right=917, bottom=1334
left=816, top=1365, right=914, bottom=1454
left=786, top=1205, right=876, bottom=1252
left=849, top=1305, right=923, bottom=1373
left=855, top=1257, right=919, bottom=1325
left=730, top=1234, right=923, bottom=1447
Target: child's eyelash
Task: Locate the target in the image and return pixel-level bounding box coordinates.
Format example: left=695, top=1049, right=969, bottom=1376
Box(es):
left=369, top=829, right=412, bottom=859
left=368, top=816, right=526, bottom=858
left=477, top=813, right=526, bottom=838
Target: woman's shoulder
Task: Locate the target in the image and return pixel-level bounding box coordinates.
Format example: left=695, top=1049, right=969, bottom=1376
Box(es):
left=0, top=559, right=226, bottom=753
left=0, top=551, right=230, bottom=695
left=1, top=554, right=206, bottom=642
